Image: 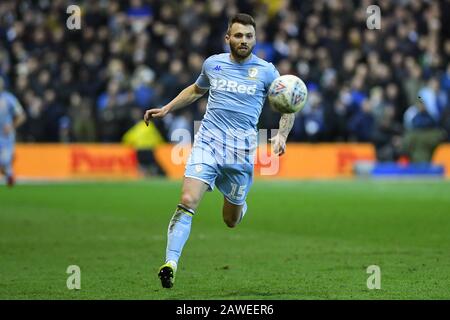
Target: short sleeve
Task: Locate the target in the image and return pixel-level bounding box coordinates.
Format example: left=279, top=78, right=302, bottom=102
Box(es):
left=265, top=63, right=280, bottom=90
left=195, top=59, right=210, bottom=89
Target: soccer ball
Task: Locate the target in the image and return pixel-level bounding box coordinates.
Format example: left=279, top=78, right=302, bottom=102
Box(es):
left=268, top=75, right=308, bottom=113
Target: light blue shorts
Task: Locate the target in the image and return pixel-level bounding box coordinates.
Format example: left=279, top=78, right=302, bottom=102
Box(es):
left=184, top=139, right=254, bottom=206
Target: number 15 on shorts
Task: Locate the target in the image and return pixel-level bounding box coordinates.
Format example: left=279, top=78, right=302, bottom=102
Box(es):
left=228, top=183, right=246, bottom=201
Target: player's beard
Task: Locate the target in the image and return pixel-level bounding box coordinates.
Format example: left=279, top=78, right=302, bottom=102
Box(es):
left=230, top=42, right=253, bottom=60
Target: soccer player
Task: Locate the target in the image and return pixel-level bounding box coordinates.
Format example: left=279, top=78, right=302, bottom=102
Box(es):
left=144, top=13, right=295, bottom=288
left=0, top=77, right=26, bottom=187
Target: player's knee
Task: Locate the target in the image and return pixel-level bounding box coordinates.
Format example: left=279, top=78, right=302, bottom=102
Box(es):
left=180, top=193, right=199, bottom=210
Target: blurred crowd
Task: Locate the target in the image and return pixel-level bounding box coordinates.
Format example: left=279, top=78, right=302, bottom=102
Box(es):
left=0, top=0, right=449, bottom=162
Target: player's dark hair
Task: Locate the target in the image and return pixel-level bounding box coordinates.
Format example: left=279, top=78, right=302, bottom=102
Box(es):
left=227, top=13, right=256, bottom=34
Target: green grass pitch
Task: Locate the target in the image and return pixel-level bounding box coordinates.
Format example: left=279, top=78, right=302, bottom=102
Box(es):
left=1, top=179, right=450, bottom=299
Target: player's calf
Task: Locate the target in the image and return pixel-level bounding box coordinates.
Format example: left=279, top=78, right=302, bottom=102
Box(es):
left=157, top=177, right=209, bottom=288
left=222, top=199, right=247, bottom=228
left=224, top=216, right=239, bottom=228
left=7, top=175, right=15, bottom=187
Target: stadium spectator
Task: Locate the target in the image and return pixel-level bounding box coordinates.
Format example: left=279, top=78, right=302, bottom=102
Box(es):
left=372, top=104, right=403, bottom=162
left=126, top=0, right=153, bottom=34
left=97, top=80, right=133, bottom=142
left=348, top=98, right=375, bottom=142
left=68, top=93, right=96, bottom=142
left=402, top=97, right=447, bottom=163
left=122, top=107, right=165, bottom=176
left=131, top=65, right=156, bottom=110
left=418, top=77, right=447, bottom=123
left=292, top=90, right=325, bottom=142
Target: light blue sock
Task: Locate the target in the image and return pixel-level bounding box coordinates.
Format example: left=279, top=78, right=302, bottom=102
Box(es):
left=165, top=204, right=194, bottom=264
left=5, top=162, right=13, bottom=178
left=238, top=202, right=248, bottom=224
left=1, top=147, right=13, bottom=178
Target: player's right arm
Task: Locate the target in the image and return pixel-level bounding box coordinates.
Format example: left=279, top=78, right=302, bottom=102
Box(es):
left=13, top=110, right=26, bottom=128
left=144, top=83, right=207, bottom=126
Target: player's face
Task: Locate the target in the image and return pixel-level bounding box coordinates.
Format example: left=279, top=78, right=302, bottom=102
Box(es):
left=226, top=23, right=256, bottom=60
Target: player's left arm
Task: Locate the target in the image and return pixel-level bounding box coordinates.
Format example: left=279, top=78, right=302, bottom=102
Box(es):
left=3, top=95, right=26, bottom=135
left=12, top=97, right=26, bottom=128
left=13, top=111, right=26, bottom=128
left=265, top=63, right=294, bottom=156
left=3, top=110, right=26, bottom=136
left=271, top=113, right=295, bottom=156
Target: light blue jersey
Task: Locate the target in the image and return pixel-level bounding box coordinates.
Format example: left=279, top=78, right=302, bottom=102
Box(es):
left=0, top=91, right=24, bottom=144
left=195, top=53, right=279, bottom=145
left=186, top=53, right=279, bottom=205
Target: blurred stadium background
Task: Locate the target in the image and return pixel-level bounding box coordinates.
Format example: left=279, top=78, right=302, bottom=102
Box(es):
left=1, top=0, right=450, bottom=299
left=0, top=0, right=449, bottom=179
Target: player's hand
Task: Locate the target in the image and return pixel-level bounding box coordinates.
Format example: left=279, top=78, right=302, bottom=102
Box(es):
left=144, top=106, right=169, bottom=126
left=269, top=134, right=286, bottom=156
